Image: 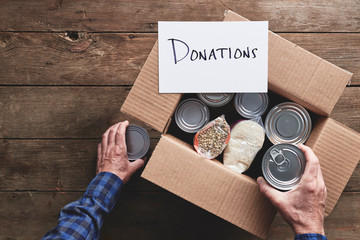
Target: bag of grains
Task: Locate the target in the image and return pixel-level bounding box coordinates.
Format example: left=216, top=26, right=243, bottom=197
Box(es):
left=223, top=119, right=265, bottom=174
left=193, top=115, right=231, bottom=159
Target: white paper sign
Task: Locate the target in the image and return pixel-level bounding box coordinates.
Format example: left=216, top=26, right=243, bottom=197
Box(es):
left=158, top=21, right=268, bottom=93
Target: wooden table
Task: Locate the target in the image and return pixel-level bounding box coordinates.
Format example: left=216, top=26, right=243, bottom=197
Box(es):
left=0, top=1, right=359, bottom=239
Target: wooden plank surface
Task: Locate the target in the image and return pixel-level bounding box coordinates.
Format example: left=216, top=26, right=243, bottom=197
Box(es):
left=0, top=191, right=359, bottom=240
left=1, top=33, right=359, bottom=85
left=0, top=87, right=357, bottom=139
left=1, top=139, right=358, bottom=192
left=0, top=139, right=162, bottom=192
left=0, top=0, right=359, bottom=32
left=0, top=32, right=155, bottom=85
left=0, top=87, right=160, bottom=138
left=1, top=1, right=359, bottom=240
left=331, top=87, right=360, bottom=129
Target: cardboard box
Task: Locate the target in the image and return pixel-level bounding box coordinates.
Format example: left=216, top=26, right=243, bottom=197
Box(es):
left=121, top=10, right=360, bottom=239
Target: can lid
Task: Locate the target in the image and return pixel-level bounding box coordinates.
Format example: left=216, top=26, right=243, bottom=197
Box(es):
left=262, top=143, right=306, bottom=191
left=234, top=93, right=269, bottom=118
left=197, top=93, right=234, bottom=107
left=175, top=98, right=210, bottom=133
left=265, top=102, right=312, bottom=144
left=126, top=124, right=150, bottom=161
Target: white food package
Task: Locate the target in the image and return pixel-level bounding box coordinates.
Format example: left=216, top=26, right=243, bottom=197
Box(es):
left=224, top=120, right=265, bottom=174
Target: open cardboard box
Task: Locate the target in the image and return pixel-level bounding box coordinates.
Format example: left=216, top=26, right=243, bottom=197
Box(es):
left=121, top=10, right=360, bottom=239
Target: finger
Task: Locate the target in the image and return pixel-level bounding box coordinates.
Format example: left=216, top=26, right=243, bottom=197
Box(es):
left=317, top=164, right=326, bottom=186
left=128, top=158, right=146, bottom=176
left=298, top=144, right=318, bottom=163
left=101, top=126, right=112, bottom=149
left=257, top=177, right=284, bottom=207
left=108, top=123, right=121, bottom=146
left=298, top=144, right=319, bottom=178
left=97, top=143, right=102, bottom=174
left=116, top=120, right=129, bottom=145
left=117, top=120, right=129, bottom=152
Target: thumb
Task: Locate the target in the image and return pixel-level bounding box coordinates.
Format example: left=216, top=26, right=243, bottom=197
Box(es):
left=129, top=158, right=146, bottom=175
left=257, top=177, right=284, bottom=207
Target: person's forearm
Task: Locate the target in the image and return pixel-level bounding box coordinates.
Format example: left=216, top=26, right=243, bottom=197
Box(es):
left=42, top=172, right=123, bottom=240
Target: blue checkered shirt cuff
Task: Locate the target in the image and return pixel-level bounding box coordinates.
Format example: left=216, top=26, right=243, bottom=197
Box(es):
left=85, top=171, right=123, bottom=211
left=295, top=233, right=327, bottom=240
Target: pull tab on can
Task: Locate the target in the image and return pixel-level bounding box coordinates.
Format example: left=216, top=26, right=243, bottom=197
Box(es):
left=262, top=144, right=306, bottom=191
left=269, top=149, right=290, bottom=166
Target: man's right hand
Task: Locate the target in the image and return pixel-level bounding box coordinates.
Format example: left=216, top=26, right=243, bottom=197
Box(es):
left=257, top=144, right=327, bottom=235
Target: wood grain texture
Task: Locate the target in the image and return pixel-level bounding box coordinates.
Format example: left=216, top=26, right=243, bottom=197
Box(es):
left=0, top=1, right=359, bottom=239
left=1, top=139, right=358, bottom=192
left=0, top=0, right=359, bottom=32
left=0, top=139, right=161, bottom=192
left=0, top=87, right=357, bottom=139
left=0, top=32, right=155, bottom=85
left=0, top=87, right=161, bottom=138
left=0, top=191, right=359, bottom=240
left=331, top=87, right=360, bottom=130
left=1, top=33, right=359, bottom=85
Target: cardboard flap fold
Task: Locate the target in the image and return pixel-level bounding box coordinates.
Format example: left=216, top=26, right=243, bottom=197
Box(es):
left=142, top=134, right=277, bottom=239
left=307, top=118, right=360, bottom=216
left=121, top=43, right=182, bottom=132
left=224, top=11, right=353, bottom=116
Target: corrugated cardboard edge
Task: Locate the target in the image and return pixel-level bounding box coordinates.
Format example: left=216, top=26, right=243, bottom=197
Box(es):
left=121, top=42, right=182, bottom=132
left=307, top=117, right=360, bottom=216
left=224, top=10, right=353, bottom=116
left=142, top=134, right=277, bottom=239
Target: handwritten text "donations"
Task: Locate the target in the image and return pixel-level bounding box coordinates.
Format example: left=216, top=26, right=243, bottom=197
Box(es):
left=169, top=38, right=258, bottom=64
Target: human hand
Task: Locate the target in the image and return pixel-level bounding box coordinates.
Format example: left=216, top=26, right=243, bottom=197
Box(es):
left=96, top=121, right=145, bottom=183
left=257, top=144, right=327, bottom=235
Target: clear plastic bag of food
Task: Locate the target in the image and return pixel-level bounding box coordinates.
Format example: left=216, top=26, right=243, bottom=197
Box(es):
left=193, top=115, right=231, bottom=159
left=223, top=119, right=265, bottom=174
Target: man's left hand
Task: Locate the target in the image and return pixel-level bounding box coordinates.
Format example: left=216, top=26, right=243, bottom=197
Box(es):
left=96, top=121, right=145, bottom=183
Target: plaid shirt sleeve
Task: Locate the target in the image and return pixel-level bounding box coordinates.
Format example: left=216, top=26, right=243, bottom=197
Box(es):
left=42, top=172, right=123, bottom=240
left=295, top=234, right=328, bottom=240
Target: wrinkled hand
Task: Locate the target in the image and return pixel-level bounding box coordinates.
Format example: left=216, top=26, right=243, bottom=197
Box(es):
left=257, top=144, right=327, bottom=235
left=96, top=121, right=145, bottom=183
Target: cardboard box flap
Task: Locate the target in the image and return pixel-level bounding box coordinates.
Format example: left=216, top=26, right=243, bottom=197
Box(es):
left=142, top=134, right=276, bottom=239
left=121, top=43, right=181, bottom=132
left=224, top=11, right=353, bottom=116
left=307, top=118, right=360, bottom=216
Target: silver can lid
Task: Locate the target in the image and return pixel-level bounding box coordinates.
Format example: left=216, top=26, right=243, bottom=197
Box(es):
left=234, top=93, right=269, bottom=118
left=197, top=93, right=234, bottom=107
left=265, top=102, right=312, bottom=144
left=262, top=143, right=306, bottom=191
left=175, top=98, right=210, bottom=133
left=126, top=124, right=150, bottom=161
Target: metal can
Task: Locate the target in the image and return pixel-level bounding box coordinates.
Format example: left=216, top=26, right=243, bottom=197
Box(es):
left=197, top=93, right=234, bottom=107
left=175, top=98, right=210, bottom=133
left=234, top=93, right=269, bottom=118
left=126, top=124, right=150, bottom=161
left=262, top=143, right=306, bottom=191
left=265, top=102, right=312, bottom=144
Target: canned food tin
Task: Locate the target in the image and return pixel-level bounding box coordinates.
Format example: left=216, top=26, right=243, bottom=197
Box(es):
left=262, top=143, right=306, bottom=191
left=234, top=93, right=269, bottom=118
left=126, top=124, right=150, bottom=161
left=197, top=93, right=234, bottom=107
left=175, top=98, right=210, bottom=133
left=265, top=102, right=311, bottom=144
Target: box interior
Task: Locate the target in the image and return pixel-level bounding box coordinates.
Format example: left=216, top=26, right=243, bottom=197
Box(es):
left=166, top=91, right=320, bottom=181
